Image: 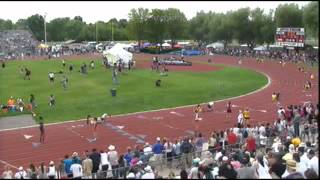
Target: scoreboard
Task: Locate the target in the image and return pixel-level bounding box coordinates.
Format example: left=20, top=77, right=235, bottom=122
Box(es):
left=275, top=27, right=305, bottom=47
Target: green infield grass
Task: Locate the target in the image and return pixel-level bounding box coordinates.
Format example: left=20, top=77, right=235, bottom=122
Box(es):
left=0, top=59, right=268, bottom=123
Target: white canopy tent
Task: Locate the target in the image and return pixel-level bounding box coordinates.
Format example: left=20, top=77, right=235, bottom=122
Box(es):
left=162, top=42, right=171, bottom=47
left=103, top=43, right=133, bottom=67
left=206, top=42, right=224, bottom=49
left=253, top=46, right=267, bottom=51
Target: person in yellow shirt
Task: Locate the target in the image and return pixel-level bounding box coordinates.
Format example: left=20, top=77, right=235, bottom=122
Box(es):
left=272, top=92, right=277, bottom=102
left=243, top=108, right=250, bottom=125
left=194, top=104, right=202, bottom=121
left=291, top=137, right=301, bottom=147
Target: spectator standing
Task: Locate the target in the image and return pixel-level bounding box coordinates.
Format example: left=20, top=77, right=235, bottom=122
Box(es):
left=180, top=137, right=193, bottom=169
left=89, top=148, right=101, bottom=178
left=26, top=163, right=38, bottom=179
left=208, top=133, right=217, bottom=154
left=124, top=147, right=133, bottom=167
left=107, top=145, right=119, bottom=178
left=100, top=150, right=109, bottom=178
left=63, top=154, right=73, bottom=178
left=283, top=159, right=304, bottom=179
left=163, top=138, right=174, bottom=168
left=1, top=165, right=13, bottom=179
left=293, top=111, right=301, bottom=137
left=57, top=158, right=66, bottom=179
left=246, top=134, right=256, bottom=154
left=82, top=151, right=93, bottom=179
left=70, top=158, right=83, bottom=179
left=152, top=137, right=164, bottom=169
left=14, top=167, right=27, bottom=179
left=47, top=161, right=57, bottom=179
left=308, top=150, right=319, bottom=175
left=236, top=153, right=257, bottom=179
left=38, top=162, right=48, bottom=179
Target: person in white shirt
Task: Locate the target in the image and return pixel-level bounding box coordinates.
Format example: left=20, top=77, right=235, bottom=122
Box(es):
left=307, top=150, right=319, bottom=175
left=48, top=72, right=55, bottom=83
left=258, top=124, right=266, bottom=135
left=237, top=110, right=244, bottom=128
left=1, top=165, right=13, bottom=179
left=141, top=166, right=155, bottom=179
left=14, top=167, right=27, bottom=179
left=298, top=146, right=310, bottom=169
left=292, top=153, right=308, bottom=178
left=107, top=145, right=119, bottom=178
left=164, top=139, right=174, bottom=168
left=271, top=137, right=281, bottom=153
left=259, top=132, right=267, bottom=148
left=70, top=161, right=83, bottom=179
left=47, top=161, right=57, bottom=179
left=100, top=150, right=109, bottom=177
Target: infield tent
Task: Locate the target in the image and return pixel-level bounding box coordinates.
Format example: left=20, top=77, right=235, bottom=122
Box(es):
left=253, top=46, right=267, bottom=51
left=103, top=43, right=133, bottom=67
left=206, top=42, right=224, bottom=49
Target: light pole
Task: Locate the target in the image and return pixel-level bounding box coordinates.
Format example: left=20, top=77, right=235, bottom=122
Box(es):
left=111, top=21, right=114, bottom=42
left=44, top=12, right=47, bottom=45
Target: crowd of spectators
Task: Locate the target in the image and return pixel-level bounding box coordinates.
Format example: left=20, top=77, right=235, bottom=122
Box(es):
left=0, top=30, right=38, bottom=59
left=212, top=46, right=318, bottom=66
left=1, top=100, right=318, bottom=179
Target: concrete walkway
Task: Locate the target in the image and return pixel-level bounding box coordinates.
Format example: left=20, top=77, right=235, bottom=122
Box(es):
left=0, top=115, right=36, bottom=130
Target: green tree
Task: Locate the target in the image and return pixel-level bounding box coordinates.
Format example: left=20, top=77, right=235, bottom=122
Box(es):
left=274, top=3, right=303, bottom=28
left=146, top=9, right=167, bottom=50
left=47, top=17, right=70, bottom=41
left=164, top=8, right=187, bottom=47
left=208, top=12, right=233, bottom=48
left=188, top=11, right=208, bottom=44
left=65, top=17, right=86, bottom=41
left=230, top=8, right=256, bottom=49
left=26, top=14, right=45, bottom=41
left=15, top=19, right=29, bottom=30
left=303, top=1, right=319, bottom=38
left=260, top=10, right=276, bottom=46
left=127, top=8, right=149, bottom=47
left=0, top=19, right=14, bottom=30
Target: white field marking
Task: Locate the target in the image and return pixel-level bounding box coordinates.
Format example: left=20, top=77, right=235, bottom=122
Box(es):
left=164, top=124, right=179, bottom=130
left=0, top=66, right=272, bottom=132
left=137, top=115, right=148, bottom=119
left=64, top=126, right=91, bottom=142
left=213, top=110, right=227, bottom=114
left=170, top=111, right=185, bottom=117
left=152, top=116, right=164, bottom=120
left=24, top=134, right=33, bottom=140
left=249, top=108, right=267, bottom=113
left=116, top=126, right=124, bottom=129
left=231, top=104, right=239, bottom=108
left=0, top=160, right=19, bottom=170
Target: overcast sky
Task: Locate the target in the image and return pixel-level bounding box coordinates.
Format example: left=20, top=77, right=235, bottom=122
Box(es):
left=0, top=1, right=310, bottom=23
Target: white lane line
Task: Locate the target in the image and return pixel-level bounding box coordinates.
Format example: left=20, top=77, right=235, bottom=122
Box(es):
left=0, top=160, right=19, bottom=170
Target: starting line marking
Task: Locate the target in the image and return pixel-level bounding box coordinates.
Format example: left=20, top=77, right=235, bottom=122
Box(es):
left=170, top=111, right=185, bottom=117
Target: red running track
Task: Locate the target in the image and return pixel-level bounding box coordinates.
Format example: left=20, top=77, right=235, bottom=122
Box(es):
left=0, top=54, right=318, bottom=170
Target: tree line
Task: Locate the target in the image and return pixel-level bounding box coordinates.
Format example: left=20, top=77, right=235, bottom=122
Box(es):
left=0, top=2, right=318, bottom=49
